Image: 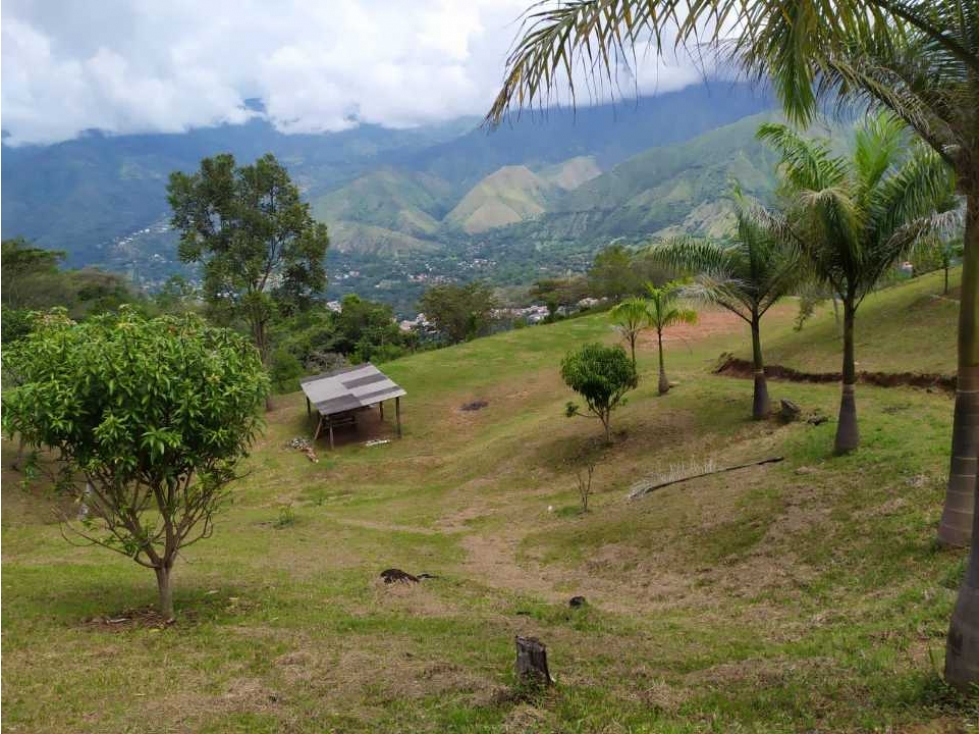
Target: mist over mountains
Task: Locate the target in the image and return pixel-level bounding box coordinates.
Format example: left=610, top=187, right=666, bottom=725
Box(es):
left=2, top=83, right=779, bottom=311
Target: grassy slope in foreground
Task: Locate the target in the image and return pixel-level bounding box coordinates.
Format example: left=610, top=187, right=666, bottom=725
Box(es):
left=2, top=269, right=975, bottom=733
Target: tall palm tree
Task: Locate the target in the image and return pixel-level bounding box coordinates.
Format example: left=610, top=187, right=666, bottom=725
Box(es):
left=811, top=11, right=979, bottom=545
left=648, top=188, right=800, bottom=419
left=485, top=0, right=979, bottom=692
left=760, top=115, right=954, bottom=453
left=609, top=296, right=651, bottom=366
left=645, top=280, right=697, bottom=394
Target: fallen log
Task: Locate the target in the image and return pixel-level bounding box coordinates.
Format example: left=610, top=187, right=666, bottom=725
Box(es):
left=630, top=456, right=784, bottom=499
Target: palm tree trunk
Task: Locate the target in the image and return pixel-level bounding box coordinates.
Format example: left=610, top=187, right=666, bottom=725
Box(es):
left=834, top=299, right=859, bottom=454
left=630, top=335, right=637, bottom=368
left=938, top=194, right=979, bottom=547
left=945, top=466, right=979, bottom=691
left=750, top=314, right=770, bottom=420
left=657, top=329, right=669, bottom=395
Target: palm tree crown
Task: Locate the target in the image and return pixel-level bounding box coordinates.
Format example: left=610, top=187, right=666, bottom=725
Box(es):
left=761, top=113, right=955, bottom=454
left=648, top=187, right=799, bottom=417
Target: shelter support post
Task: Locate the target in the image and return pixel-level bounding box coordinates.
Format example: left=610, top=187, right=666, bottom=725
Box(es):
left=396, top=396, right=402, bottom=438
left=313, top=416, right=323, bottom=441
left=329, top=421, right=335, bottom=450
left=380, top=401, right=384, bottom=420
left=306, top=397, right=311, bottom=417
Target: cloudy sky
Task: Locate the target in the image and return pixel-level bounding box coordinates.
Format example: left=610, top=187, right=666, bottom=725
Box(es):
left=2, top=0, right=703, bottom=146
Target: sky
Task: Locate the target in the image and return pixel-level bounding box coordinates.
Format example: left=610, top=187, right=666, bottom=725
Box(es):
left=1, top=0, right=704, bottom=146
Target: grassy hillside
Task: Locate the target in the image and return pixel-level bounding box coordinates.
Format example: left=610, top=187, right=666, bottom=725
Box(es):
left=753, top=269, right=959, bottom=375
left=445, top=166, right=556, bottom=234
left=3, top=272, right=974, bottom=732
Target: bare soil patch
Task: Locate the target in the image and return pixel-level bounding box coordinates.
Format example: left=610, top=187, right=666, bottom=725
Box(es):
left=715, top=354, right=956, bottom=393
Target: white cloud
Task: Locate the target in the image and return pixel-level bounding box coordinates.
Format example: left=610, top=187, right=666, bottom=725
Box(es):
left=1, top=0, right=703, bottom=146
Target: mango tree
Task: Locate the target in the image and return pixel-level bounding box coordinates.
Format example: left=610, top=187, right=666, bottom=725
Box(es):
left=2, top=308, right=268, bottom=619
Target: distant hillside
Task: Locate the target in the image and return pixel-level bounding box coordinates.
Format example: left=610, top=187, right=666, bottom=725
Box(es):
left=2, top=83, right=774, bottom=273
left=445, top=166, right=555, bottom=234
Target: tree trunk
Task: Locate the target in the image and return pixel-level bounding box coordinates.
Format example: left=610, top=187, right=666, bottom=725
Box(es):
left=945, top=264, right=950, bottom=296
left=834, top=300, right=859, bottom=454
left=750, top=314, right=770, bottom=420
left=253, top=317, right=274, bottom=412
left=515, top=636, right=552, bottom=686
left=938, top=194, right=979, bottom=547
left=657, top=329, right=669, bottom=395
left=155, top=565, right=175, bottom=620
left=629, top=336, right=637, bottom=368
left=945, top=467, right=979, bottom=691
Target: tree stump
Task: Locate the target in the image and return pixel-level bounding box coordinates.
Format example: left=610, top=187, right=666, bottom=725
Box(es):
left=779, top=399, right=801, bottom=423
left=515, top=636, right=553, bottom=685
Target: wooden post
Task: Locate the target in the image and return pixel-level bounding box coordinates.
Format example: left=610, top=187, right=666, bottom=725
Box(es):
left=379, top=401, right=384, bottom=420
left=329, top=421, right=335, bottom=451
left=515, top=636, right=552, bottom=685
left=395, top=396, right=402, bottom=438
left=313, top=416, right=323, bottom=441
left=306, top=396, right=311, bottom=417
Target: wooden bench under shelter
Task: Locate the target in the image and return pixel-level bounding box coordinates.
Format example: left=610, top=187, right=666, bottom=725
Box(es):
left=299, top=364, right=406, bottom=449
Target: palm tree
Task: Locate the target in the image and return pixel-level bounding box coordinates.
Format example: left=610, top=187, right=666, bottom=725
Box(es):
left=485, top=0, right=979, bottom=692
left=648, top=188, right=799, bottom=419
left=760, top=115, right=954, bottom=454
left=485, top=0, right=978, bottom=548
left=645, top=280, right=697, bottom=394
left=609, top=297, right=650, bottom=366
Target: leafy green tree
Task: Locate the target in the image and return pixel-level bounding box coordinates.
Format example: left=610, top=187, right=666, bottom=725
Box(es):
left=760, top=116, right=954, bottom=453
left=154, top=275, right=199, bottom=315
left=167, top=153, right=329, bottom=407
left=331, top=294, right=405, bottom=361
left=645, top=281, right=697, bottom=395
left=418, top=282, right=497, bottom=344
left=531, top=275, right=589, bottom=318
left=561, top=343, right=638, bottom=444
left=1, top=237, right=65, bottom=308
left=915, top=237, right=964, bottom=296
left=588, top=244, right=642, bottom=301
left=609, top=297, right=650, bottom=367
left=648, top=188, right=800, bottom=418
left=1, top=308, right=268, bottom=619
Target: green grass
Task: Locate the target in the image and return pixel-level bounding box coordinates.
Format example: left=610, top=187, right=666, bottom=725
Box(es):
left=3, top=271, right=976, bottom=732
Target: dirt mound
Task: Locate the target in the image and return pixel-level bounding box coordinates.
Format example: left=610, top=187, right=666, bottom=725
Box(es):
left=714, top=354, right=955, bottom=393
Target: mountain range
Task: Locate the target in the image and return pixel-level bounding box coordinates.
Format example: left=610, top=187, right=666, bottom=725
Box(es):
left=2, top=83, right=791, bottom=310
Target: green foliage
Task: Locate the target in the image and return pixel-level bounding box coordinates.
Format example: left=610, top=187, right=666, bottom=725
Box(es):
left=1, top=307, right=269, bottom=614
left=648, top=185, right=800, bottom=323
left=153, top=275, right=199, bottom=315
left=561, top=342, right=638, bottom=442
left=418, top=281, right=497, bottom=344
left=266, top=295, right=415, bottom=393
left=168, top=153, right=330, bottom=365
left=1, top=238, right=145, bottom=324
left=645, top=280, right=698, bottom=334
left=608, top=297, right=651, bottom=364
left=759, top=116, right=955, bottom=309
left=587, top=243, right=669, bottom=301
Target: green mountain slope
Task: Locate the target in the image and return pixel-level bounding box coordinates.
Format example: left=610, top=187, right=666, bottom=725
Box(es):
left=311, top=168, right=453, bottom=239
left=326, top=220, right=439, bottom=256
left=539, top=156, right=603, bottom=190
left=550, top=112, right=782, bottom=239
left=445, top=165, right=556, bottom=234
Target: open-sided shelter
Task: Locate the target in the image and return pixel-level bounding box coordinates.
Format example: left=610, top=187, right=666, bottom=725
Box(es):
left=300, top=364, right=405, bottom=449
